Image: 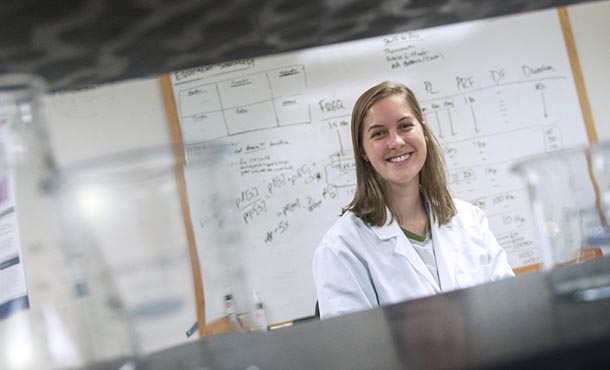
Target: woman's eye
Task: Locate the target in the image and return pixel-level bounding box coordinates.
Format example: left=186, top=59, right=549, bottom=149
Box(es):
left=371, top=131, right=383, bottom=138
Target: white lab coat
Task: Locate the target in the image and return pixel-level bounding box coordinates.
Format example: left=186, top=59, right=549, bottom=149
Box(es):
left=313, top=199, right=514, bottom=319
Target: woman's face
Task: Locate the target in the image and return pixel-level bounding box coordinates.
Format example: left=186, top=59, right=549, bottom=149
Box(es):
left=361, top=94, right=427, bottom=192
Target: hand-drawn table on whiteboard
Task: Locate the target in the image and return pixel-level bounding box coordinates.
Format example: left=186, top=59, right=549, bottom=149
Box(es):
left=166, top=8, right=590, bottom=325
left=176, top=64, right=311, bottom=142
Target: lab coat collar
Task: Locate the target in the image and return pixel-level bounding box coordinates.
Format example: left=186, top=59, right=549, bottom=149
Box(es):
left=370, top=208, right=399, bottom=240
left=371, top=208, right=443, bottom=292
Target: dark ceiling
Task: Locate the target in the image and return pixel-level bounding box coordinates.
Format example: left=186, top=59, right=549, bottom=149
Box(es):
left=0, top=0, right=600, bottom=91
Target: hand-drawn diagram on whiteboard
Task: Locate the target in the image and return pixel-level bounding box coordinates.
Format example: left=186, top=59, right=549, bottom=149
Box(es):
left=169, top=9, right=589, bottom=324
left=175, top=65, right=311, bottom=143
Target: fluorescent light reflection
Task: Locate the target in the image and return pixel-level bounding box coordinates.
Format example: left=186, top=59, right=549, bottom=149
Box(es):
left=75, top=185, right=108, bottom=220
left=3, top=312, right=35, bottom=370
left=43, top=305, right=82, bottom=368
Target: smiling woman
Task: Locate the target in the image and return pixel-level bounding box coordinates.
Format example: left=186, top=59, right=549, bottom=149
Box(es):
left=312, top=81, right=515, bottom=319
left=360, top=94, right=428, bottom=217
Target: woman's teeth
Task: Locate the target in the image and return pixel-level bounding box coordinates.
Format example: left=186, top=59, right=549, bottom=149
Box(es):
left=388, top=153, right=411, bottom=163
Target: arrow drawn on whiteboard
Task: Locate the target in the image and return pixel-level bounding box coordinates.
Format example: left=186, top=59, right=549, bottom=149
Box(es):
left=535, top=82, right=548, bottom=118
left=540, top=90, right=548, bottom=118
left=448, top=110, right=456, bottom=136
left=435, top=111, right=443, bottom=139
left=470, top=106, right=480, bottom=133
left=337, top=130, right=345, bottom=155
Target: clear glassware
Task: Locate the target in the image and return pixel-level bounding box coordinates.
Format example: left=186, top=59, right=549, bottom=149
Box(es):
left=589, top=141, right=610, bottom=252
left=1, top=73, right=259, bottom=370
left=0, top=74, right=94, bottom=370
left=512, top=141, right=610, bottom=301
left=57, top=145, right=198, bottom=360
left=57, top=141, right=261, bottom=357
left=0, top=73, right=141, bottom=369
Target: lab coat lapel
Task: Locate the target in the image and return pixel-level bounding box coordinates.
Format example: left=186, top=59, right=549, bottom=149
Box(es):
left=372, top=213, right=441, bottom=292
left=431, top=219, right=459, bottom=291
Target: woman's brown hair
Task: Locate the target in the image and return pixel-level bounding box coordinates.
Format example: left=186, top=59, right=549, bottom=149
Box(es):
left=343, top=81, right=456, bottom=226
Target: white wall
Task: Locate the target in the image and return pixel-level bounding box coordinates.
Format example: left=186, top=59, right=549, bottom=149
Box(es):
left=46, top=77, right=171, bottom=166
left=11, top=0, right=610, bottom=360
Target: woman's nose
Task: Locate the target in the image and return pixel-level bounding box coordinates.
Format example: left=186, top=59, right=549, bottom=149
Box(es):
left=388, top=132, right=405, bottom=148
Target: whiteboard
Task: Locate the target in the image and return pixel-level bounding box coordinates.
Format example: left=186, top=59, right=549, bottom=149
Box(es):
left=169, top=9, right=588, bottom=324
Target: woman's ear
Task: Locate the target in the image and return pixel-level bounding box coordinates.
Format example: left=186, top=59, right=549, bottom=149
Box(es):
left=362, top=152, right=369, bottom=162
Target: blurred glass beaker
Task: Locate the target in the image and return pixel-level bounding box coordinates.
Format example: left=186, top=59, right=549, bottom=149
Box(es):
left=58, top=141, right=261, bottom=357
left=512, top=141, right=610, bottom=300
left=58, top=146, right=199, bottom=361
left=0, top=73, right=95, bottom=370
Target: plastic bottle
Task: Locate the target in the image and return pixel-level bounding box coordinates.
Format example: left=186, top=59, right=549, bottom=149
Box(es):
left=250, top=290, right=268, bottom=331
left=223, top=289, right=241, bottom=331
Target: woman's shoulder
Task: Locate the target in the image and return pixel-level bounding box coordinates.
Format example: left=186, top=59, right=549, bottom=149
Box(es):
left=453, top=198, right=481, bottom=212
left=314, top=210, right=386, bottom=269
left=451, top=198, right=486, bottom=221
left=318, top=211, right=372, bottom=249
left=322, top=211, right=367, bottom=237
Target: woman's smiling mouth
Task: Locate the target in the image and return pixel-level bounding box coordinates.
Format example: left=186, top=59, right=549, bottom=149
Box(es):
left=387, top=153, right=412, bottom=163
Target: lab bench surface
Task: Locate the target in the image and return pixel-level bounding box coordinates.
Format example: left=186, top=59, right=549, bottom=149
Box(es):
left=107, top=256, right=610, bottom=370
